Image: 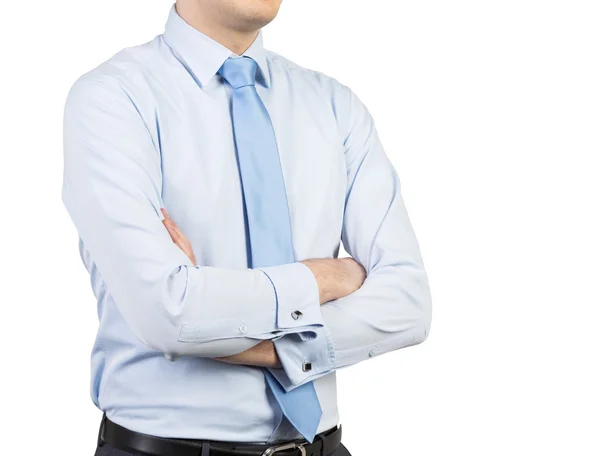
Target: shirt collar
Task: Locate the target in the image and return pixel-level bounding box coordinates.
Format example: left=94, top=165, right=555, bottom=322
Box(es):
left=163, top=5, right=271, bottom=88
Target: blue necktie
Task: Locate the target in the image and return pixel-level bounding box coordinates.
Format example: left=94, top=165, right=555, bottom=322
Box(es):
left=218, top=56, right=322, bottom=443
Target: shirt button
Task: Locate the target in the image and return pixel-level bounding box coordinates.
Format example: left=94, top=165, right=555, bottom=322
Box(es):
left=238, top=325, right=247, bottom=334
left=368, top=349, right=377, bottom=358
left=291, top=310, right=303, bottom=320
left=302, top=361, right=312, bottom=372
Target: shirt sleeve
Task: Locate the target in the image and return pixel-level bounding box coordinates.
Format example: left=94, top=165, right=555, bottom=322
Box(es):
left=267, top=82, right=432, bottom=391
left=62, top=75, right=324, bottom=358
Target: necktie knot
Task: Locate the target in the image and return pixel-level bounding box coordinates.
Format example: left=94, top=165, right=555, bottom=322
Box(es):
left=218, top=56, right=258, bottom=89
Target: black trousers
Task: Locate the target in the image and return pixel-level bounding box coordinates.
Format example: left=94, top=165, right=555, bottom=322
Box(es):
left=94, top=440, right=352, bottom=456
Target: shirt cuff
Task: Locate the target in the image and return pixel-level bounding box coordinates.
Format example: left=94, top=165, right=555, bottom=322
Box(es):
left=258, top=262, right=324, bottom=337
left=267, top=325, right=336, bottom=392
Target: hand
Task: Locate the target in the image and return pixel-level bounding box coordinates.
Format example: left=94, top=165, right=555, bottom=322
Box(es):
left=301, top=257, right=367, bottom=304
left=161, top=208, right=198, bottom=266
left=215, top=340, right=281, bottom=369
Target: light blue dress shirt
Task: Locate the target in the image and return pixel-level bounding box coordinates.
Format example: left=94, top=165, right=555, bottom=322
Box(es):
left=62, top=6, right=432, bottom=444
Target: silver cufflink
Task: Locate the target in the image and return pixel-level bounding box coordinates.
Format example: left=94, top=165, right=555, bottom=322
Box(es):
left=302, top=361, right=312, bottom=372
left=291, top=310, right=303, bottom=320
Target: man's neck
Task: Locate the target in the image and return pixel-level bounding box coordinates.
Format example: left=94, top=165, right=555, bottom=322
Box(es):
left=175, top=3, right=259, bottom=55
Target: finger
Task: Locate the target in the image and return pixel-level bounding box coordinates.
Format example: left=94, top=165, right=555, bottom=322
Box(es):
left=169, top=220, right=189, bottom=242
left=161, top=215, right=195, bottom=262
left=163, top=219, right=181, bottom=243
left=174, top=239, right=190, bottom=256
left=176, top=241, right=196, bottom=265
left=161, top=212, right=185, bottom=239
left=161, top=216, right=175, bottom=233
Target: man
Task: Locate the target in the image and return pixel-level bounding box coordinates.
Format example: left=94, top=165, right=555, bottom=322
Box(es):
left=62, top=1, right=432, bottom=455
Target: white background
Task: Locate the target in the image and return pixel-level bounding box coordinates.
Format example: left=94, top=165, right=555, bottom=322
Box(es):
left=1, top=1, right=599, bottom=454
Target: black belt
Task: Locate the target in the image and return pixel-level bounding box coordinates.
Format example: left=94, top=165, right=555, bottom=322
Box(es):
left=98, top=415, right=342, bottom=456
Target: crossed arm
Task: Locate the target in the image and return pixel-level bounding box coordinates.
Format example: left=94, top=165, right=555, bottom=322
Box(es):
left=161, top=208, right=367, bottom=369
left=63, top=76, right=431, bottom=390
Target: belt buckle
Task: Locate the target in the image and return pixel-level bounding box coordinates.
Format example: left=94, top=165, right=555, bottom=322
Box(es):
left=261, top=441, right=306, bottom=456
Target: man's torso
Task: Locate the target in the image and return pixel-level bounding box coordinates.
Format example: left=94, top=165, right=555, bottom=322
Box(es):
left=81, top=27, right=352, bottom=443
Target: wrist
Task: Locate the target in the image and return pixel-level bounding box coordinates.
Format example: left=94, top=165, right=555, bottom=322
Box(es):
left=257, top=340, right=282, bottom=368
left=301, top=258, right=345, bottom=304
left=215, top=340, right=281, bottom=368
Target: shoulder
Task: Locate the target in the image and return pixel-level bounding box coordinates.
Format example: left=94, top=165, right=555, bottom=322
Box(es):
left=65, top=37, right=166, bottom=111
left=266, top=49, right=348, bottom=94
left=265, top=50, right=371, bottom=134
left=266, top=49, right=368, bottom=123
left=63, top=42, right=162, bottom=163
